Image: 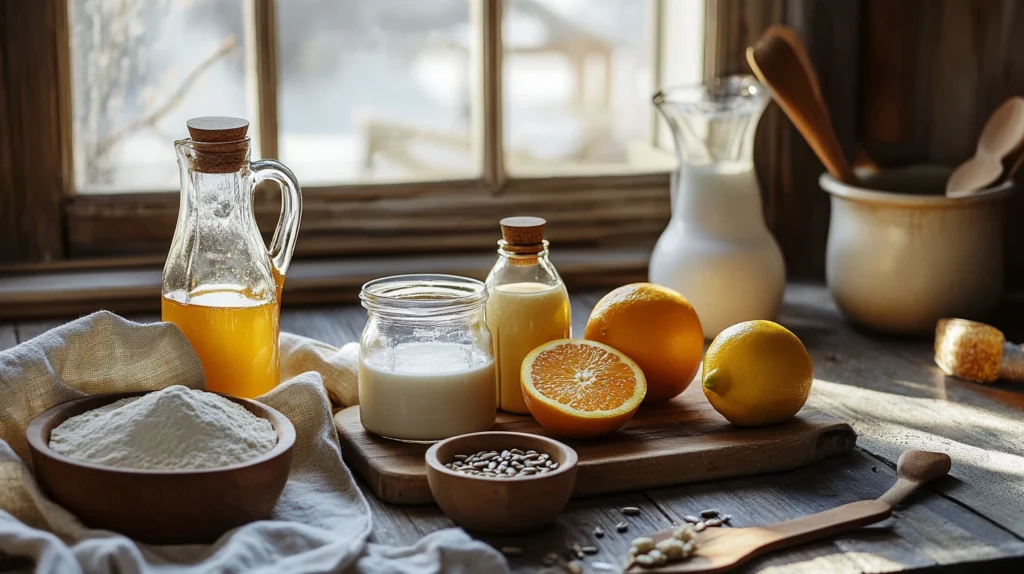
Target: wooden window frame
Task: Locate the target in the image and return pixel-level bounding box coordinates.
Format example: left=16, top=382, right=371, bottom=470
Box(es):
left=53, top=0, right=683, bottom=262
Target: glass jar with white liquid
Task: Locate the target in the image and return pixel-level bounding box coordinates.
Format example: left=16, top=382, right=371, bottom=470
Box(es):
left=358, top=274, right=496, bottom=443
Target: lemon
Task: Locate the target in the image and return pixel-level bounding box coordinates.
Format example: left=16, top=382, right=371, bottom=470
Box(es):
left=585, top=283, right=703, bottom=403
left=702, top=320, right=813, bottom=426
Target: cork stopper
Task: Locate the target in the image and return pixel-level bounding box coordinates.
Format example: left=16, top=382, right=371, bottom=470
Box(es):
left=500, top=216, right=546, bottom=246
left=185, top=116, right=250, bottom=174
left=498, top=216, right=547, bottom=266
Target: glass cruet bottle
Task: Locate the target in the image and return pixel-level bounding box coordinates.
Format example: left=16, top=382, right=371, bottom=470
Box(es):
left=161, top=116, right=302, bottom=398
left=650, top=75, right=785, bottom=338
left=484, top=216, right=571, bottom=414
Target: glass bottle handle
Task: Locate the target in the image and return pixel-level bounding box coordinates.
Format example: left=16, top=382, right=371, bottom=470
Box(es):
left=251, top=160, right=302, bottom=276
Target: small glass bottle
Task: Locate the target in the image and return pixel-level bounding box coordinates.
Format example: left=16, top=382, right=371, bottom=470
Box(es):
left=485, top=217, right=571, bottom=414
left=358, top=274, right=496, bottom=442
left=162, top=117, right=301, bottom=398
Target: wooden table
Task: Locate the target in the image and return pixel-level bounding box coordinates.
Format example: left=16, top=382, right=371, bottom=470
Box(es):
left=3, top=284, right=1023, bottom=573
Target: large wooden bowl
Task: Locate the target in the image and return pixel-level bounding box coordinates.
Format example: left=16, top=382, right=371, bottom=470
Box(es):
left=26, top=391, right=295, bottom=544
left=425, top=431, right=578, bottom=534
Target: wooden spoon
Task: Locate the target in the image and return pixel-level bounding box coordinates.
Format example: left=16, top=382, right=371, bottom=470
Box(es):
left=628, top=450, right=951, bottom=573
left=1004, top=142, right=1024, bottom=182
left=746, top=26, right=858, bottom=185
left=947, top=96, right=1024, bottom=197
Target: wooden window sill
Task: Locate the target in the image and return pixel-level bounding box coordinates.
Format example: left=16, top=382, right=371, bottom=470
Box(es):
left=0, top=248, right=651, bottom=320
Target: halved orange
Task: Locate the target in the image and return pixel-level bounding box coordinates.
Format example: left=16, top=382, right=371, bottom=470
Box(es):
left=521, top=339, right=646, bottom=438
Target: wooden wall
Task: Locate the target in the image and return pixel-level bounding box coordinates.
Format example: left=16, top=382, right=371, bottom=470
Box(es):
left=708, top=0, right=1024, bottom=291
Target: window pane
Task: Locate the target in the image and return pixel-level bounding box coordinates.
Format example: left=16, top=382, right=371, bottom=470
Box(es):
left=276, top=0, right=479, bottom=185
left=70, top=0, right=255, bottom=193
left=502, top=0, right=656, bottom=176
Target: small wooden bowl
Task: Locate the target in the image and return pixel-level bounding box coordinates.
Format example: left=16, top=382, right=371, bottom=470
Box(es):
left=26, top=391, right=295, bottom=544
left=425, top=432, right=578, bottom=534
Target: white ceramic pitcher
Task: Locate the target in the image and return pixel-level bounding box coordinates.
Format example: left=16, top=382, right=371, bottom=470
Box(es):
left=650, top=75, right=785, bottom=338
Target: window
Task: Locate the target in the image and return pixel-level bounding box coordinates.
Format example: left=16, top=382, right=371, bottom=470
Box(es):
left=3, top=0, right=704, bottom=266
left=503, top=0, right=654, bottom=176
left=69, top=0, right=256, bottom=192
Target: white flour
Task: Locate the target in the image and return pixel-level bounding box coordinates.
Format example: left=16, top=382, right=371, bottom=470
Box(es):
left=49, top=385, right=277, bottom=470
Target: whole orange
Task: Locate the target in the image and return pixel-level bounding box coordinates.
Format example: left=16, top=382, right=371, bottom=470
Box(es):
left=584, top=283, right=703, bottom=403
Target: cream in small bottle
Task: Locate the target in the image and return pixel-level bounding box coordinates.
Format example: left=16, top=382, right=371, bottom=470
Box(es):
left=485, top=217, right=571, bottom=414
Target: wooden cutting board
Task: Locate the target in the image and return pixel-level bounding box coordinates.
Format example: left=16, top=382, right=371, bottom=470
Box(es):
left=334, top=385, right=856, bottom=505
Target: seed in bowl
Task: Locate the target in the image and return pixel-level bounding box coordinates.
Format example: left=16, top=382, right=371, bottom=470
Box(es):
left=446, top=448, right=557, bottom=478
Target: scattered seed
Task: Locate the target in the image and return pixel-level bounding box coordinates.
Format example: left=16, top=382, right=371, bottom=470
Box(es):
left=683, top=515, right=700, bottom=524
left=672, top=526, right=694, bottom=542
left=648, top=549, right=667, bottom=565
left=581, top=546, right=599, bottom=555
left=705, top=518, right=723, bottom=527
left=693, top=521, right=706, bottom=532
left=722, top=514, right=733, bottom=524
left=631, top=537, right=655, bottom=553
left=593, top=526, right=605, bottom=538
left=590, top=562, right=616, bottom=571
left=567, top=560, right=583, bottom=574
left=570, top=543, right=584, bottom=558
left=700, top=509, right=720, bottom=518
left=621, top=506, right=641, bottom=516
left=501, top=546, right=523, bottom=557
left=656, top=538, right=685, bottom=560
left=616, top=521, right=629, bottom=533
left=542, top=552, right=559, bottom=566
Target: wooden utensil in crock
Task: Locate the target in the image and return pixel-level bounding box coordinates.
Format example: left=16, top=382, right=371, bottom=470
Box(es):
left=26, top=391, right=295, bottom=544
left=947, top=96, right=1024, bottom=197
left=425, top=431, right=578, bottom=534
left=746, top=25, right=858, bottom=185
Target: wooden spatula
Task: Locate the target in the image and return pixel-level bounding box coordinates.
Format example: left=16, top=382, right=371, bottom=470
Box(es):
left=628, top=450, right=951, bottom=573
left=746, top=26, right=858, bottom=185
left=947, top=96, right=1024, bottom=197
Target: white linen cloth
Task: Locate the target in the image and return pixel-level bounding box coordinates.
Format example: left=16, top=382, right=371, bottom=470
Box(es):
left=0, top=311, right=508, bottom=574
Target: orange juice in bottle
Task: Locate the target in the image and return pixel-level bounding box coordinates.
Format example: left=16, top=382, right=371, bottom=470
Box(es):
left=484, top=217, right=571, bottom=413
left=162, top=289, right=280, bottom=397
left=162, top=117, right=301, bottom=398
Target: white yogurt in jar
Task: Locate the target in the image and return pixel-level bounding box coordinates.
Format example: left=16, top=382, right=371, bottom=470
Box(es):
left=358, top=341, right=496, bottom=442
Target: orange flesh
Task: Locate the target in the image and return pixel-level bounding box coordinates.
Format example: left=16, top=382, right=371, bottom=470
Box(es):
left=529, top=343, right=638, bottom=411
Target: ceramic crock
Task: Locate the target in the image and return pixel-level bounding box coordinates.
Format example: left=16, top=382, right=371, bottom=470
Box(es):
left=820, top=165, right=1011, bottom=335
